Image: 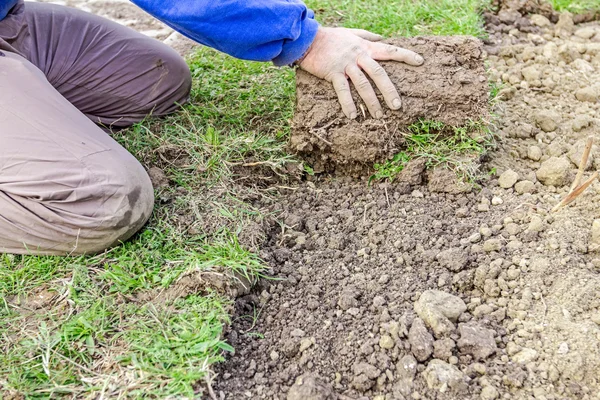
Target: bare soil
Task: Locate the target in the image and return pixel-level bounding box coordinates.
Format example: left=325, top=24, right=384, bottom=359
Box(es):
left=290, top=36, right=489, bottom=174
left=217, top=6, right=600, bottom=400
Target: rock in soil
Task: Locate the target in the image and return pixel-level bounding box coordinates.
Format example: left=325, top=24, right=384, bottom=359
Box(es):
left=290, top=36, right=489, bottom=173
left=408, top=317, right=434, bottom=362
left=414, top=290, right=467, bottom=338
left=456, top=322, right=498, bottom=360
left=287, top=374, right=336, bottom=400
left=423, top=359, right=466, bottom=392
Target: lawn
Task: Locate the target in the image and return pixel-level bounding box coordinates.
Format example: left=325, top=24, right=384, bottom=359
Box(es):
left=1, top=0, right=494, bottom=397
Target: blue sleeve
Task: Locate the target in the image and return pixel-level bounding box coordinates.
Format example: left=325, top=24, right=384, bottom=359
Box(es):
left=130, top=0, right=320, bottom=66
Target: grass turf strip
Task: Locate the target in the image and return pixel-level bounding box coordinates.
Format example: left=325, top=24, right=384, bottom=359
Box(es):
left=0, top=0, right=513, bottom=396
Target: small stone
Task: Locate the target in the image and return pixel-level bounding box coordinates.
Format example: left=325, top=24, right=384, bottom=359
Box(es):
left=483, top=239, right=502, bottom=253
left=436, top=247, right=469, bottom=272
left=568, top=140, right=596, bottom=170
left=536, top=156, right=571, bottom=186
left=481, top=385, right=499, bottom=400
left=433, top=338, right=456, bottom=360
left=473, top=363, right=487, bottom=375
left=491, top=196, right=503, bottom=205
left=555, top=12, right=575, bottom=36
left=480, top=227, right=492, bottom=237
left=473, top=304, right=494, bottom=317
left=514, top=180, right=534, bottom=194
left=469, top=233, right=482, bottom=243
left=527, top=146, right=542, bottom=161
left=396, top=354, right=418, bottom=380
left=512, top=348, right=538, bottom=364
left=287, top=374, right=335, bottom=400
left=423, top=360, right=465, bottom=391
left=299, top=338, right=314, bottom=353
left=408, top=318, right=434, bottom=362
left=414, top=290, right=467, bottom=338
left=411, top=189, right=424, bottom=198
left=291, top=328, right=306, bottom=337
left=353, top=362, right=381, bottom=380
left=577, top=86, right=599, bottom=103
left=528, top=216, right=544, bottom=233
left=270, top=350, right=280, bottom=361
left=498, top=169, right=519, bottom=188
left=533, top=111, right=558, bottom=133
left=557, top=342, right=569, bottom=354
left=572, top=116, right=591, bottom=132
left=457, top=322, right=498, bottom=360
left=379, top=335, right=395, bottom=350
left=530, top=14, right=551, bottom=27
left=521, top=66, right=541, bottom=83
left=575, top=27, right=596, bottom=39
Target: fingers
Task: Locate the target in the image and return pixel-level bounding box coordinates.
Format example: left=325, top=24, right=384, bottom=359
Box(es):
left=357, top=55, right=401, bottom=111
left=369, top=42, right=424, bottom=66
left=346, top=65, right=382, bottom=119
left=346, top=28, right=383, bottom=42
left=331, top=74, right=357, bottom=119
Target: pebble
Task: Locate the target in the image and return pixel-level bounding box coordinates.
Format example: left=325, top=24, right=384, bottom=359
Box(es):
left=423, top=360, right=465, bottom=391
left=557, top=342, right=569, bottom=354
left=469, top=233, right=482, bottom=243
left=528, top=216, right=545, bottom=233
left=433, top=338, right=456, bottom=360
left=527, top=145, right=543, bottom=161
left=536, top=156, right=571, bottom=186
left=379, top=335, right=395, bottom=350
left=498, top=169, right=519, bottom=188
left=483, top=239, right=502, bottom=252
left=533, top=110, right=558, bottom=133
left=514, top=180, right=535, bottom=194
left=414, top=290, right=467, bottom=338
left=592, top=220, right=600, bottom=247
left=408, top=318, right=434, bottom=361
left=491, top=196, right=503, bottom=205
left=436, top=247, right=469, bottom=272
left=481, top=385, right=500, bottom=400
left=511, top=348, right=538, bottom=364
left=530, top=14, right=551, bottom=27
left=457, top=322, right=498, bottom=360
left=575, top=27, right=596, bottom=39
left=287, top=375, right=335, bottom=400
left=270, top=350, right=280, bottom=361
left=575, top=87, right=598, bottom=103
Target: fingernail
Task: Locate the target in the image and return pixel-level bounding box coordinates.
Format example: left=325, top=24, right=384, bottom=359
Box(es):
left=415, top=54, right=424, bottom=64
left=376, top=110, right=383, bottom=119
left=350, top=112, right=357, bottom=119
left=392, top=98, right=401, bottom=109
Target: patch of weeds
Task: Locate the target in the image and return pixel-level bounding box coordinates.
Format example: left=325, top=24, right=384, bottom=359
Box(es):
left=306, top=0, right=490, bottom=37
left=550, top=0, right=600, bottom=12
left=371, top=119, right=494, bottom=183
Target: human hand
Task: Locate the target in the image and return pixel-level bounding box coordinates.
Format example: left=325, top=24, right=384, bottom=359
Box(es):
left=298, top=27, right=424, bottom=119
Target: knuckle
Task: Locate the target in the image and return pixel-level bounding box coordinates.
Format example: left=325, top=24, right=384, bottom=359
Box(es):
left=372, top=65, right=386, bottom=76
left=357, top=79, right=371, bottom=91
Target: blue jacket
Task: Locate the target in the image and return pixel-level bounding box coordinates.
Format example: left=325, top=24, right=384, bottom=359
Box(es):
left=0, top=0, right=319, bottom=66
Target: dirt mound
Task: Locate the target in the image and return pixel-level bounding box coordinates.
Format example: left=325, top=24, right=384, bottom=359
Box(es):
left=290, top=36, right=489, bottom=174
left=216, top=10, right=600, bottom=400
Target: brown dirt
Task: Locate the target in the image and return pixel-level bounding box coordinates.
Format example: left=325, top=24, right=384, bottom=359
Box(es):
left=290, top=36, right=489, bottom=174
left=216, top=8, right=600, bottom=400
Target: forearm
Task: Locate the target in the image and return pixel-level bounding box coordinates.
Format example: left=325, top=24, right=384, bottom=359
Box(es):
left=131, top=0, right=319, bottom=66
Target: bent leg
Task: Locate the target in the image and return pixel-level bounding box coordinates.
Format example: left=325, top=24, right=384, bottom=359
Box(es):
left=22, top=1, right=192, bottom=128
left=0, top=52, right=154, bottom=255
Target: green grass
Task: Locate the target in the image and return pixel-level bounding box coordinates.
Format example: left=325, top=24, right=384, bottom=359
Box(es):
left=306, top=0, right=489, bottom=37
left=370, top=119, right=494, bottom=183
left=1, top=0, right=492, bottom=397
left=550, top=0, right=600, bottom=12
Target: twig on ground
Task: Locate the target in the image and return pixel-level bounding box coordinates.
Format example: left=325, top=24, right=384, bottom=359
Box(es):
left=205, top=375, right=218, bottom=400
left=552, top=137, right=598, bottom=213
left=570, top=136, right=593, bottom=192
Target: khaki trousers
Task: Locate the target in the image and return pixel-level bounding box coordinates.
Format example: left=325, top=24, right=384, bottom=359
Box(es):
left=0, top=2, right=192, bottom=255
